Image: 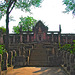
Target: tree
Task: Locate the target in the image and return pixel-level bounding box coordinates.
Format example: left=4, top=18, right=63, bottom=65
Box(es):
left=0, top=0, right=43, bottom=51
left=63, top=0, right=75, bottom=15
left=13, top=16, right=37, bottom=34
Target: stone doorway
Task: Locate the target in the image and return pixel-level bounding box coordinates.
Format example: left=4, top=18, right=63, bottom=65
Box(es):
left=39, top=35, right=41, bottom=41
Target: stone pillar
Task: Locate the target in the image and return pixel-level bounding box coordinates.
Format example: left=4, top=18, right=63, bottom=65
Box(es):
left=9, top=37, right=11, bottom=45
left=27, top=34, right=29, bottom=42
left=66, top=36, right=67, bottom=44
left=18, top=49, right=21, bottom=56
left=58, top=33, right=60, bottom=43
left=20, top=34, right=22, bottom=43
left=29, top=49, right=30, bottom=56
left=66, top=52, right=70, bottom=71
left=27, top=56, right=29, bottom=65
left=13, top=50, right=16, bottom=57
left=34, top=33, right=36, bottom=41
left=57, top=50, right=63, bottom=65
left=23, top=47, right=25, bottom=56
left=13, top=35, right=15, bottom=43
left=3, top=52, right=8, bottom=70
left=12, top=50, right=16, bottom=66
left=70, top=54, right=75, bottom=75
left=60, top=50, right=64, bottom=64
left=37, top=34, right=39, bottom=41
left=62, top=51, right=65, bottom=64
left=0, top=34, right=3, bottom=44
left=51, top=33, right=54, bottom=42
left=63, top=51, right=67, bottom=67
left=8, top=51, right=13, bottom=67
left=0, top=54, right=2, bottom=75
left=52, top=48, right=55, bottom=55
left=43, top=32, right=46, bottom=41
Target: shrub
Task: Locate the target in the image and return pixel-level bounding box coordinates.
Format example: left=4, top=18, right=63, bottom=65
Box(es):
left=0, top=45, right=7, bottom=55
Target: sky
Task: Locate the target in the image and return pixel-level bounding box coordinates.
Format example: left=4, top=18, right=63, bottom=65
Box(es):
left=0, top=0, right=75, bottom=33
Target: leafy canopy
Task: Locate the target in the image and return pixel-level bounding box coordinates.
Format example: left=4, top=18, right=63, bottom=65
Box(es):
left=63, top=0, right=75, bottom=15
left=0, top=0, right=43, bottom=20
left=13, top=16, right=37, bottom=34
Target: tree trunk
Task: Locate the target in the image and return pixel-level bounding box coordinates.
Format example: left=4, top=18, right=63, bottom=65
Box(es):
left=5, top=10, right=9, bottom=52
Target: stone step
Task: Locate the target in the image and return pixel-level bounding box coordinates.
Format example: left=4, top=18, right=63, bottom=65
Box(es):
left=32, top=50, right=47, bottom=53
left=31, top=52, right=47, bottom=55
left=30, top=54, right=47, bottom=56
left=30, top=56, right=48, bottom=61
left=30, top=59, right=47, bottom=61
left=29, top=61, right=48, bottom=66
left=30, top=55, right=47, bottom=60
left=30, top=53, right=47, bottom=56
left=33, top=49, right=46, bottom=51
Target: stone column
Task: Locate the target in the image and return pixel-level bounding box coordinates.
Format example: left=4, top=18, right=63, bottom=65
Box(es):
left=0, top=34, right=3, bottom=44
left=27, top=34, right=29, bottom=42
left=20, top=34, right=22, bottom=43
left=23, top=47, right=25, bottom=56
left=37, top=34, right=39, bottom=41
left=18, top=49, right=21, bottom=56
left=27, top=56, right=29, bottom=65
left=43, top=32, right=46, bottom=41
left=60, top=50, right=64, bottom=64
left=52, top=48, right=55, bottom=55
left=66, top=52, right=70, bottom=71
left=63, top=51, right=67, bottom=67
left=13, top=35, right=15, bottom=43
left=70, top=54, right=75, bottom=75
left=12, top=50, right=16, bottom=66
left=8, top=51, right=13, bottom=67
left=66, top=36, right=67, bottom=44
left=0, top=54, right=2, bottom=75
left=34, top=33, right=36, bottom=41
left=58, top=33, right=60, bottom=43
left=29, top=49, right=30, bottom=56
left=51, top=33, right=54, bottom=42
left=3, top=52, right=8, bottom=70
left=62, top=51, right=65, bottom=64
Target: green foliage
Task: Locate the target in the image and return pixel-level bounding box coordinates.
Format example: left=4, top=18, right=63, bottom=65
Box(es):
left=0, top=26, right=6, bottom=33
left=13, top=16, right=37, bottom=34
left=0, top=45, right=7, bottom=55
left=59, top=40, right=75, bottom=55
left=13, top=26, right=20, bottom=34
left=0, top=0, right=43, bottom=20
left=63, top=0, right=75, bottom=15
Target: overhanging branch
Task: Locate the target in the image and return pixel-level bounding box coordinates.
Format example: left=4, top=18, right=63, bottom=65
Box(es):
left=9, top=2, right=16, bottom=14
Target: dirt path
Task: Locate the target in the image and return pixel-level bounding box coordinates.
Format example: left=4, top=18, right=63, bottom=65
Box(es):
left=7, top=67, right=67, bottom=75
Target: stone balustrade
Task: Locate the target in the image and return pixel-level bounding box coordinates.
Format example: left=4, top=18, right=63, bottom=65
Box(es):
left=0, top=48, right=30, bottom=75
left=58, top=50, right=75, bottom=75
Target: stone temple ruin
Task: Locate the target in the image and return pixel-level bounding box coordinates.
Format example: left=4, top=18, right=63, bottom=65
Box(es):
left=0, top=20, right=75, bottom=66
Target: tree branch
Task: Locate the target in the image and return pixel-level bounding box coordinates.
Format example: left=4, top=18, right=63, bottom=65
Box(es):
left=9, top=2, right=16, bottom=14
left=6, top=0, right=13, bottom=14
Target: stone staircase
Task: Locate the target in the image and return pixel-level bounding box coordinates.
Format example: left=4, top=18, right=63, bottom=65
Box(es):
left=29, top=43, right=48, bottom=66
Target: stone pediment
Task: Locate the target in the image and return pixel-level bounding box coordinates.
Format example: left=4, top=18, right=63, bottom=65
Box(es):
left=33, top=20, right=48, bottom=33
